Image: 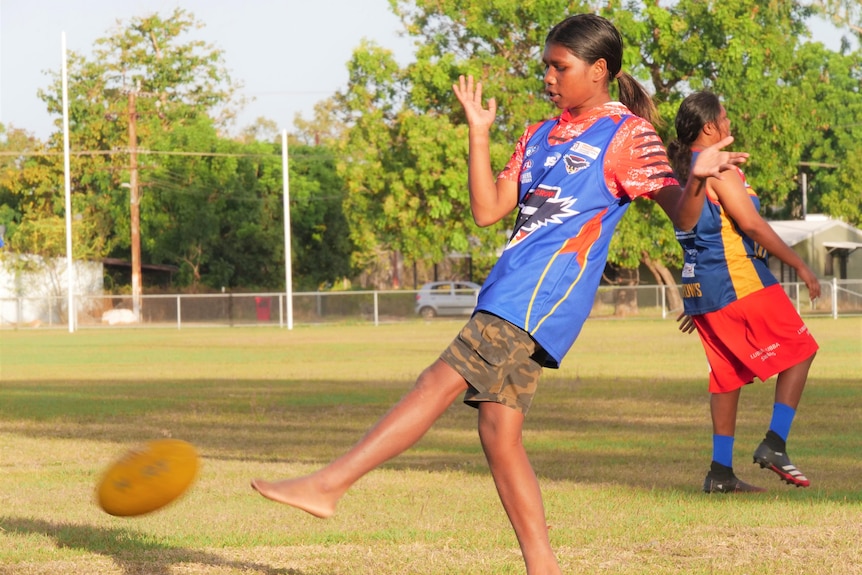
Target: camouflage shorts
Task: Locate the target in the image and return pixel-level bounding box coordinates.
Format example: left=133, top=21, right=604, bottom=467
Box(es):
left=440, top=311, right=543, bottom=415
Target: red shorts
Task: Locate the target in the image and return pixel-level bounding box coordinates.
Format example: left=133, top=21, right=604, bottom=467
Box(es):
left=692, top=284, right=819, bottom=393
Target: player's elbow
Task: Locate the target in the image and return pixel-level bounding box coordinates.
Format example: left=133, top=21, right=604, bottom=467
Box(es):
left=735, top=216, right=766, bottom=238
left=673, top=212, right=699, bottom=232
left=666, top=204, right=699, bottom=232
left=471, top=205, right=506, bottom=227
left=472, top=212, right=498, bottom=227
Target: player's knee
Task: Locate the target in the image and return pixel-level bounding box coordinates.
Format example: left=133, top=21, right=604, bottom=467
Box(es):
left=477, top=403, right=523, bottom=448
left=415, top=360, right=467, bottom=398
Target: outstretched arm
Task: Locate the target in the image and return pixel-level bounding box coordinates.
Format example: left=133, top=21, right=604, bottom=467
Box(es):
left=654, top=136, right=749, bottom=231
left=452, top=75, right=518, bottom=227
left=712, top=171, right=822, bottom=300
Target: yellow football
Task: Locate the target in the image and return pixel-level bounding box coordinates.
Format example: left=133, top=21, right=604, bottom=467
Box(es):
left=96, top=439, right=200, bottom=517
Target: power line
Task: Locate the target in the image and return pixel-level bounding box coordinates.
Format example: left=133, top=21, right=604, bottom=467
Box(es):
left=0, top=148, right=339, bottom=162
left=0, top=149, right=282, bottom=158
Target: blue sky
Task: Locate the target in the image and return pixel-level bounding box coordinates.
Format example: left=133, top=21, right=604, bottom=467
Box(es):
left=0, top=0, right=413, bottom=139
left=0, top=0, right=853, bottom=141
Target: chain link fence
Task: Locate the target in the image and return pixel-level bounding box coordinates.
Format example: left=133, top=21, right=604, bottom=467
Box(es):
left=2, top=279, right=860, bottom=330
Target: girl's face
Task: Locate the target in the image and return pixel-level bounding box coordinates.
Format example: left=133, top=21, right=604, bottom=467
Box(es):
left=714, top=105, right=731, bottom=139
left=542, top=42, right=610, bottom=116
left=701, top=105, right=731, bottom=144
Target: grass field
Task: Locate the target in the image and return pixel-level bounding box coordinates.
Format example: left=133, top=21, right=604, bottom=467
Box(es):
left=1, top=317, right=860, bottom=574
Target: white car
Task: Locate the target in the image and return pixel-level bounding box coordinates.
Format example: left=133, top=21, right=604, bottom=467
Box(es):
left=415, top=281, right=481, bottom=319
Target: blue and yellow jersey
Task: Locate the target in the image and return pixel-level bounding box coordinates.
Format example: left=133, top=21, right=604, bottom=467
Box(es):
left=675, top=152, right=777, bottom=315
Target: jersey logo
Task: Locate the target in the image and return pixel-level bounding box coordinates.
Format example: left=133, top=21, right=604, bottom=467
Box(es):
left=569, top=141, right=601, bottom=160
left=544, top=153, right=561, bottom=168
left=682, top=262, right=696, bottom=278
left=507, top=184, right=578, bottom=250
left=564, top=154, right=589, bottom=175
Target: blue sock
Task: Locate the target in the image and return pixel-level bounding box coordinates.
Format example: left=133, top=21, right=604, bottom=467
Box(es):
left=712, top=434, right=735, bottom=468
left=770, top=402, right=796, bottom=441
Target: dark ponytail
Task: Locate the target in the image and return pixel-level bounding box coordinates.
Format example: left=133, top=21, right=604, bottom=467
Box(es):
left=616, top=73, right=659, bottom=126
left=666, top=139, right=692, bottom=183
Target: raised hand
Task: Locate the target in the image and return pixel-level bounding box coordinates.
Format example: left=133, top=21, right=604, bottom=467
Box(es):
left=452, top=75, right=497, bottom=131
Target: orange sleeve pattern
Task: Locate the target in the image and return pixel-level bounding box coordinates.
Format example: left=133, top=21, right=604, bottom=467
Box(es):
left=605, top=116, right=679, bottom=200
left=497, top=108, right=679, bottom=199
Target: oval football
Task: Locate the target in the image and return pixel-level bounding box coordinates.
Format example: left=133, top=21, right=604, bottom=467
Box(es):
left=96, top=439, right=199, bottom=517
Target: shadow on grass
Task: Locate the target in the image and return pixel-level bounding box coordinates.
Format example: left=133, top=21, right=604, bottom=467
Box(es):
left=0, top=516, right=303, bottom=575
left=2, top=376, right=861, bottom=501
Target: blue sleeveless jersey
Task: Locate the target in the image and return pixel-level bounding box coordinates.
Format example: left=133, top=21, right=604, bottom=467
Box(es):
left=475, top=115, right=632, bottom=368
left=674, top=152, right=777, bottom=315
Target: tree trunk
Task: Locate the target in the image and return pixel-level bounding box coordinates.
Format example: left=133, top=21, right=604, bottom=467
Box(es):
left=642, top=252, right=683, bottom=315
left=612, top=266, right=639, bottom=317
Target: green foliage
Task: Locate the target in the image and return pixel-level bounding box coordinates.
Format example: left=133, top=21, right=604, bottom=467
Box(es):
left=782, top=42, right=862, bottom=224
left=611, top=0, right=861, bottom=224
left=5, top=1, right=860, bottom=293
left=609, top=199, right=682, bottom=270
left=2, top=9, right=297, bottom=290
left=821, top=146, right=862, bottom=224
left=334, top=0, right=861, bottom=287
left=288, top=144, right=356, bottom=290
left=30, top=8, right=242, bottom=265
left=335, top=2, right=589, bottom=282
left=144, top=117, right=242, bottom=288
left=141, top=130, right=355, bottom=291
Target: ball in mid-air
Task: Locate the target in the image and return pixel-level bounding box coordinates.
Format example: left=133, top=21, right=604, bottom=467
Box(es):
left=96, top=439, right=200, bottom=517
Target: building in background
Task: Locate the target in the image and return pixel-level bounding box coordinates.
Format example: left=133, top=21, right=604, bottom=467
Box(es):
left=769, top=215, right=862, bottom=282
left=0, top=255, right=103, bottom=326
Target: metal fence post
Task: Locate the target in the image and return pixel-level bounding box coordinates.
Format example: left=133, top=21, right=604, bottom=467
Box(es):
left=374, top=290, right=379, bottom=327
left=833, top=277, right=839, bottom=319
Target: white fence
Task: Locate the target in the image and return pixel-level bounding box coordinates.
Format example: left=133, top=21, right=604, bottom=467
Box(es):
left=1, top=279, right=860, bottom=330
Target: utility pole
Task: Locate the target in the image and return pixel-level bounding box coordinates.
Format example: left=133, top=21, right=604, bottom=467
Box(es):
left=128, top=91, right=142, bottom=320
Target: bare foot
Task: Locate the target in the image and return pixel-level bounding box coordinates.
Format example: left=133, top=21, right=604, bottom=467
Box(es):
left=250, top=477, right=337, bottom=518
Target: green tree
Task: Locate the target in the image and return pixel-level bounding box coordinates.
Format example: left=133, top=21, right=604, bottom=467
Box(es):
left=27, top=8, right=241, bottom=271
left=333, top=0, right=860, bottom=295
left=0, top=123, right=106, bottom=260
left=0, top=125, right=44, bottom=253
left=144, top=118, right=242, bottom=289
left=336, top=4, right=581, bottom=288
left=144, top=120, right=353, bottom=291
left=6, top=9, right=354, bottom=293
left=786, top=42, right=862, bottom=224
